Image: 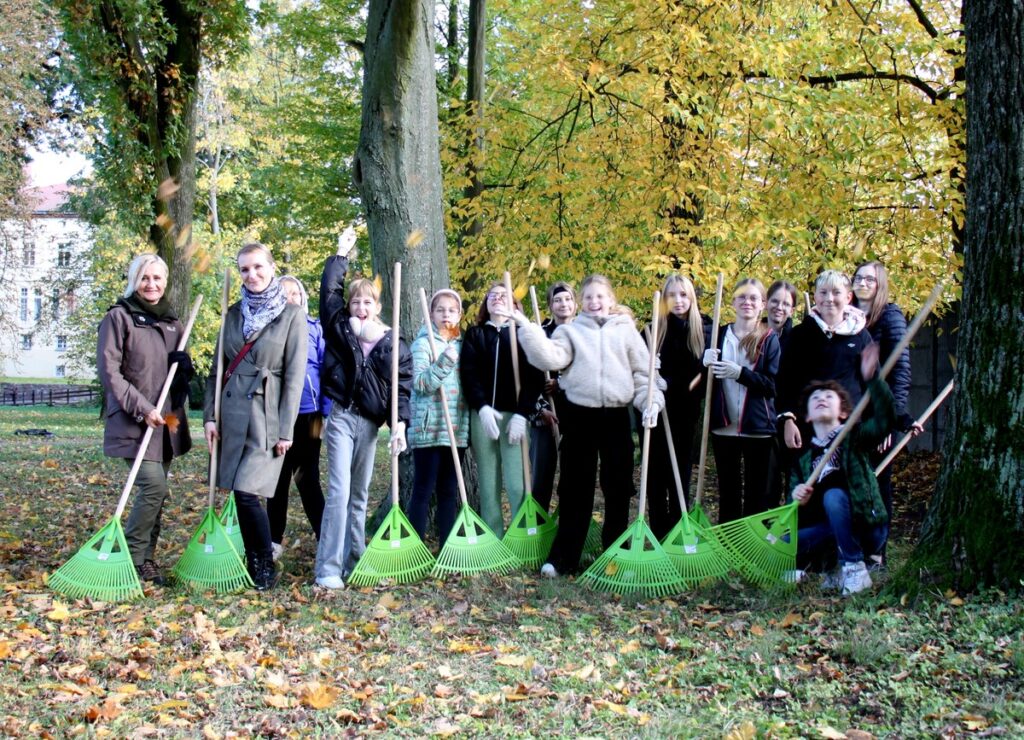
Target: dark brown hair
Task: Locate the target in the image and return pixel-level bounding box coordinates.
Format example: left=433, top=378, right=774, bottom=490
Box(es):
left=800, top=379, right=853, bottom=421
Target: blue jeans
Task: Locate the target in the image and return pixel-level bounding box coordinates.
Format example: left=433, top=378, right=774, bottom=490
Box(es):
left=316, top=406, right=380, bottom=580
left=798, top=487, right=888, bottom=565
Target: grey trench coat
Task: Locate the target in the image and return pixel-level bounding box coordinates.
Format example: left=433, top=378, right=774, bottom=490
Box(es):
left=204, top=302, right=307, bottom=497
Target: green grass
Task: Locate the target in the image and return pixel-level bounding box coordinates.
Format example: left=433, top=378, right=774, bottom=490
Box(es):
left=0, top=405, right=1021, bottom=736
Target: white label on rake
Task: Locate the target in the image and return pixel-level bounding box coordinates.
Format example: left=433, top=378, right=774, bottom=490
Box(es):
left=98, top=553, right=109, bottom=561
left=685, top=545, right=698, bottom=554
left=527, top=527, right=537, bottom=536
left=205, top=545, right=214, bottom=553
left=468, top=536, right=478, bottom=545
left=765, top=533, right=778, bottom=545
left=391, top=541, right=401, bottom=549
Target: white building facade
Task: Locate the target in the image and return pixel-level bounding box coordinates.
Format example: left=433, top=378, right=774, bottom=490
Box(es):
left=0, top=184, right=94, bottom=380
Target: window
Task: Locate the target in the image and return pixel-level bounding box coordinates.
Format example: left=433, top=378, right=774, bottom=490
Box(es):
left=65, top=289, right=76, bottom=314
left=33, top=290, right=42, bottom=321
left=56, top=365, right=66, bottom=378
left=58, top=249, right=72, bottom=267
left=19, top=288, right=28, bottom=321
left=56, top=335, right=67, bottom=352
left=21, top=335, right=32, bottom=350
left=22, top=243, right=35, bottom=267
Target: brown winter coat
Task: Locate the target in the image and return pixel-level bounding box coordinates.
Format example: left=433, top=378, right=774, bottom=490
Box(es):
left=204, top=302, right=307, bottom=497
left=97, top=303, right=192, bottom=462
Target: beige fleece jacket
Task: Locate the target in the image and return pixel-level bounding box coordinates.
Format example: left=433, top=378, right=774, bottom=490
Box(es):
left=517, top=312, right=664, bottom=411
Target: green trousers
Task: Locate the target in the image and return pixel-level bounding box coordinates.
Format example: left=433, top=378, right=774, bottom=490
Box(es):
left=123, top=459, right=171, bottom=566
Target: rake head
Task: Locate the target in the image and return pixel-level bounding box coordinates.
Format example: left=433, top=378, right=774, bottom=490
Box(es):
left=48, top=517, right=144, bottom=602
left=217, top=493, right=245, bottom=557
left=501, top=494, right=558, bottom=568
left=688, top=504, right=714, bottom=531
left=432, top=506, right=521, bottom=577
left=661, top=515, right=733, bottom=586
left=348, top=507, right=436, bottom=586
left=580, top=518, right=686, bottom=598
left=171, top=508, right=253, bottom=593
left=581, top=516, right=603, bottom=562
left=709, top=502, right=798, bottom=588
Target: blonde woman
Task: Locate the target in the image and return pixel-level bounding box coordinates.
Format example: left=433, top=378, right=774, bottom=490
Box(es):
left=646, top=274, right=707, bottom=539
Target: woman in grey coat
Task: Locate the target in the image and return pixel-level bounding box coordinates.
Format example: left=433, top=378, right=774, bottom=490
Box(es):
left=97, top=254, right=193, bottom=586
left=204, top=242, right=307, bottom=590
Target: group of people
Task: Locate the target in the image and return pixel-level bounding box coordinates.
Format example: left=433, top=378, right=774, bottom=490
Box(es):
left=97, top=239, right=919, bottom=597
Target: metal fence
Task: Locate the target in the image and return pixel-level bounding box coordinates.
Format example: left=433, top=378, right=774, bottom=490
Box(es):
left=0, top=385, right=99, bottom=406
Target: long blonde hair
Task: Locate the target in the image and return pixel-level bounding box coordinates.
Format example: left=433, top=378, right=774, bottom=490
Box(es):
left=732, top=278, right=770, bottom=363
left=853, top=260, right=891, bottom=329
left=657, top=274, right=704, bottom=357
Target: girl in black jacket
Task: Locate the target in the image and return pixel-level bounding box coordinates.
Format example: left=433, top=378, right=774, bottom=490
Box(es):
left=705, top=278, right=781, bottom=523
left=852, top=260, right=923, bottom=555
left=460, top=283, right=544, bottom=536
left=646, top=274, right=707, bottom=539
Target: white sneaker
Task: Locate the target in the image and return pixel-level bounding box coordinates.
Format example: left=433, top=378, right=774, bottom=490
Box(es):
left=840, top=561, right=873, bottom=596
left=315, top=575, right=345, bottom=590
left=271, top=542, right=284, bottom=562
left=540, top=563, right=559, bottom=578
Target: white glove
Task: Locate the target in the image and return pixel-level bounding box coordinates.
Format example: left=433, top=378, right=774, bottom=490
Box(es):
left=702, top=348, right=719, bottom=367
left=442, top=344, right=458, bottom=363
left=389, top=421, right=407, bottom=455
left=641, top=402, right=662, bottom=429
left=507, top=414, right=527, bottom=444
left=478, top=405, right=503, bottom=441
left=711, top=360, right=742, bottom=380
left=654, top=353, right=662, bottom=371
left=655, top=374, right=668, bottom=392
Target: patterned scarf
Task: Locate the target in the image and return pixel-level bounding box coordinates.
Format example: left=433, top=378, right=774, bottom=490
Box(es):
left=241, top=277, right=287, bottom=340
left=810, top=426, right=845, bottom=482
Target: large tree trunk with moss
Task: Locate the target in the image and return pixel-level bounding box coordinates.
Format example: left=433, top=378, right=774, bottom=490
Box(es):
left=908, top=0, right=1024, bottom=593
left=354, top=0, right=450, bottom=334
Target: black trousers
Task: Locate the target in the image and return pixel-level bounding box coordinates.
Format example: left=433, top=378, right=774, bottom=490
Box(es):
left=546, top=402, right=634, bottom=574
left=647, top=414, right=696, bottom=540
left=267, top=412, right=326, bottom=544
left=711, top=434, right=776, bottom=524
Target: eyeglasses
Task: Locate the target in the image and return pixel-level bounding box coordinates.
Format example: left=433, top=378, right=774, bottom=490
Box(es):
left=853, top=275, right=877, bottom=285
left=734, top=295, right=762, bottom=305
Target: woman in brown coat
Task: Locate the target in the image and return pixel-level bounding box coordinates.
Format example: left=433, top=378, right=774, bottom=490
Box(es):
left=97, top=254, right=193, bottom=586
left=204, top=242, right=307, bottom=590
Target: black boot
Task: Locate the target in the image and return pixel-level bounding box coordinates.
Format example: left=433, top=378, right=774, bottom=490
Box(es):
left=251, top=552, right=278, bottom=592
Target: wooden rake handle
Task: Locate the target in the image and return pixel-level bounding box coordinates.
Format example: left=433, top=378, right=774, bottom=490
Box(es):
left=805, top=281, right=945, bottom=486
left=418, top=289, right=471, bottom=508
left=874, top=379, right=953, bottom=476
left=390, top=262, right=402, bottom=507
left=636, top=291, right=661, bottom=518
left=693, top=272, right=724, bottom=506
left=208, top=270, right=230, bottom=508
left=502, top=272, right=533, bottom=493
left=115, top=294, right=204, bottom=520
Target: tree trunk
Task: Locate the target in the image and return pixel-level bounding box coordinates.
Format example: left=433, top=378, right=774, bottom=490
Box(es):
left=462, top=0, right=486, bottom=244
left=908, top=0, right=1024, bottom=593
left=354, top=0, right=450, bottom=334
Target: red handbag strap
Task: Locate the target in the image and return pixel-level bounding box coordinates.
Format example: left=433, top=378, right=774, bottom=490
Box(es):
left=223, top=340, right=256, bottom=383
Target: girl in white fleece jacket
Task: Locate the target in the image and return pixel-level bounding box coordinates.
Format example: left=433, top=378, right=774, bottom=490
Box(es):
left=502, top=274, right=664, bottom=577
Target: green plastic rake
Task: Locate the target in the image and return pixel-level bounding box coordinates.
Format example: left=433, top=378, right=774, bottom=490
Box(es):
left=49, top=296, right=204, bottom=602
left=349, top=264, right=435, bottom=586
left=581, top=291, right=686, bottom=598
left=218, top=493, right=245, bottom=557
left=501, top=276, right=558, bottom=568
left=172, top=272, right=252, bottom=593
left=416, top=288, right=520, bottom=577
left=658, top=409, right=732, bottom=585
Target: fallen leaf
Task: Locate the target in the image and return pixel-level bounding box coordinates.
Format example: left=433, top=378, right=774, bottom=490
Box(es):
left=495, top=654, right=530, bottom=667
left=818, top=727, right=846, bottom=739
left=750, top=624, right=765, bottom=636
left=724, top=721, right=757, bottom=740
left=41, top=459, right=59, bottom=470
left=299, top=682, right=341, bottom=709
left=264, top=694, right=292, bottom=708
left=573, top=663, right=595, bottom=680
left=46, top=602, right=70, bottom=621
left=780, top=611, right=802, bottom=628
left=377, top=593, right=401, bottom=611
